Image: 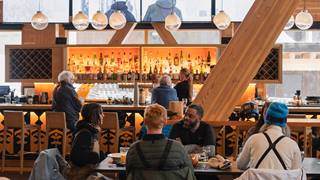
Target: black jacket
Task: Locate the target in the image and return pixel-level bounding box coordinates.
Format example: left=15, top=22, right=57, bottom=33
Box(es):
left=70, top=120, right=102, bottom=167
left=174, top=80, right=190, bottom=102
left=52, top=82, right=82, bottom=131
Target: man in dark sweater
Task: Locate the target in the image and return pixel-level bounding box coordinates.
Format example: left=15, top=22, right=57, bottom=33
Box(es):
left=169, top=104, right=216, bottom=154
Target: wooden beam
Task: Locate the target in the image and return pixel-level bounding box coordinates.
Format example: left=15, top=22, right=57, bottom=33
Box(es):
left=108, top=22, right=137, bottom=45
left=194, top=0, right=299, bottom=121
left=151, top=23, right=177, bottom=45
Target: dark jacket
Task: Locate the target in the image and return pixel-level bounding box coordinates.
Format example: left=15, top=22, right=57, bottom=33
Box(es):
left=52, top=82, right=82, bottom=132
left=151, top=85, right=178, bottom=109
left=106, top=1, right=136, bottom=22
left=174, top=80, right=190, bottom=102
left=70, top=120, right=103, bottom=167
left=126, top=134, right=196, bottom=180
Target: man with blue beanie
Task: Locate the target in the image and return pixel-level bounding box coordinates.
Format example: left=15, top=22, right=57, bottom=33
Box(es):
left=237, top=102, right=302, bottom=170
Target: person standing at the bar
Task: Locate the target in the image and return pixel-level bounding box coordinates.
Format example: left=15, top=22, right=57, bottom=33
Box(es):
left=52, top=71, right=82, bottom=133
left=174, top=68, right=193, bottom=105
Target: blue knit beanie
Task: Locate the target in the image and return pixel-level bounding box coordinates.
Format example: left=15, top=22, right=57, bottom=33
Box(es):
left=265, top=102, right=288, bottom=127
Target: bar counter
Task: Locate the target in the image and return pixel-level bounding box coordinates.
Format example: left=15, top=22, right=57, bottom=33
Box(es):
left=0, top=103, right=146, bottom=111
left=0, top=104, right=319, bottom=114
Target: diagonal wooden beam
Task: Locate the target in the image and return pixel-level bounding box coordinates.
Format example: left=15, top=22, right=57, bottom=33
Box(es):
left=194, top=0, right=299, bottom=121
left=108, top=22, right=137, bottom=45
left=151, top=23, right=177, bottom=45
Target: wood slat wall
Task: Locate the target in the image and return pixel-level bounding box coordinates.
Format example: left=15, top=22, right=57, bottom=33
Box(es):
left=109, top=22, right=137, bottom=45
left=194, top=0, right=299, bottom=121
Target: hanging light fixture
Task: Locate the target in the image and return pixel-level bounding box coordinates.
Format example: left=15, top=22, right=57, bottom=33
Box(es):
left=31, top=0, right=48, bottom=30
left=165, top=0, right=181, bottom=31
left=213, top=0, right=231, bottom=30
left=284, top=15, right=295, bottom=30
left=295, top=0, right=313, bottom=30
left=72, top=11, right=89, bottom=31
left=92, top=0, right=108, bottom=30
left=109, top=0, right=127, bottom=30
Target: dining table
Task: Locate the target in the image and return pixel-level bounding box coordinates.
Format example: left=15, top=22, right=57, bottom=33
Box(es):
left=95, top=157, right=320, bottom=178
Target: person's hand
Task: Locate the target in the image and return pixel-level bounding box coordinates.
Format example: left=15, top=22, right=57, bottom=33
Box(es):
left=92, top=140, right=100, bottom=154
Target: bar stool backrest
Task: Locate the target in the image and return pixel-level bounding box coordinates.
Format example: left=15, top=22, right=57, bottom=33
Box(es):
left=169, top=101, right=184, bottom=117
left=46, top=112, right=66, bottom=129
left=101, top=112, right=119, bottom=130
left=4, top=111, right=24, bottom=128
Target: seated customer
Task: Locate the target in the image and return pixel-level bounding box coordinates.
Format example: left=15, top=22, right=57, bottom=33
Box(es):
left=237, top=102, right=302, bottom=170
left=169, top=104, right=216, bottom=154
left=70, top=103, right=105, bottom=167
left=126, top=104, right=195, bottom=180
left=151, top=75, right=178, bottom=109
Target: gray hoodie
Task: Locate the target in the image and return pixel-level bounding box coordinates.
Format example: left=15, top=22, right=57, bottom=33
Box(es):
left=143, top=0, right=183, bottom=22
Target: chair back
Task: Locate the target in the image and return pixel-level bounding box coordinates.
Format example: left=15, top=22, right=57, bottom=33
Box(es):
left=101, top=112, right=119, bottom=130
left=169, top=101, right=184, bottom=117
left=4, top=111, right=24, bottom=128
left=235, top=168, right=306, bottom=180
left=46, top=112, right=66, bottom=129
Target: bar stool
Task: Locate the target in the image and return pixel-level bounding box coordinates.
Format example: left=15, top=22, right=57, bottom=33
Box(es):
left=101, top=112, right=120, bottom=153
left=2, top=111, right=25, bottom=174
left=169, top=101, right=184, bottom=117
left=45, top=112, right=67, bottom=158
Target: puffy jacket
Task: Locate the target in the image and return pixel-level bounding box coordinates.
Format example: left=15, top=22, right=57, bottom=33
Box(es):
left=126, top=134, right=196, bottom=180
left=143, top=0, right=182, bottom=21
left=106, top=1, right=136, bottom=22
left=52, top=82, right=82, bottom=132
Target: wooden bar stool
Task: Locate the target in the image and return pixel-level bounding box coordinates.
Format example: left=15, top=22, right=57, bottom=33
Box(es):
left=45, top=112, right=67, bottom=158
left=101, top=112, right=120, bottom=153
left=2, top=111, right=25, bottom=174
left=169, top=101, right=184, bottom=117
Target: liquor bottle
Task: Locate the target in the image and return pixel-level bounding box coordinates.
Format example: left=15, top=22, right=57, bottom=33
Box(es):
left=194, top=70, right=200, bottom=81
left=135, top=70, right=140, bottom=80
left=207, top=51, right=211, bottom=67
left=97, top=67, right=103, bottom=80
left=99, top=53, right=104, bottom=66
left=148, top=66, right=153, bottom=80
left=173, top=53, right=179, bottom=66
left=180, top=50, right=184, bottom=66
left=110, top=51, right=115, bottom=65
left=154, top=64, right=158, bottom=74
left=159, top=65, right=163, bottom=75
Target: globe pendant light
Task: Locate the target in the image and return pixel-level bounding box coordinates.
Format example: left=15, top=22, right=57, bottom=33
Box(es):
left=72, top=11, right=89, bottom=31
left=213, top=10, right=231, bottom=30
left=295, top=0, right=313, bottom=30
left=213, top=0, right=231, bottom=30
left=92, top=0, right=108, bottom=30
left=31, top=0, right=48, bottom=30
left=165, top=12, right=182, bottom=31
left=284, top=15, right=295, bottom=30
left=164, top=0, right=181, bottom=31
left=109, top=10, right=127, bottom=30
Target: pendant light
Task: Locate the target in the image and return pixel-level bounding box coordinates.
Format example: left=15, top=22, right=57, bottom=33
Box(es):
left=72, top=11, right=89, bottom=31
left=213, top=0, right=231, bottom=30
left=31, top=0, right=48, bottom=30
left=295, top=0, right=313, bottom=30
left=109, top=0, right=127, bottom=30
left=92, top=0, right=108, bottom=30
left=165, top=0, right=181, bottom=31
left=284, top=15, right=295, bottom=30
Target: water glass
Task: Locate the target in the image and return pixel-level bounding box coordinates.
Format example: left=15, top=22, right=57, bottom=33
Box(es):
left=120, top=147, right=130, bottom=164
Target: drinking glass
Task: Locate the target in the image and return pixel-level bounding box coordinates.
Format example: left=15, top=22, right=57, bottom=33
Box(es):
left=202, top=146, right=215, bottom=161
left=182, top=98, right=188, bottom=107
left=120, top=147, right=130, bottom=164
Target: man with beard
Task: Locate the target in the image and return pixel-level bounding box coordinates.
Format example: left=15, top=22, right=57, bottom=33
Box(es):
left=169, top=104, right=216, bottom=155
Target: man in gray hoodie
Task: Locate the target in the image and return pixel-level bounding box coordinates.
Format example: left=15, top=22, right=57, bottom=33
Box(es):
left=143, top=0, right=182, bottom=21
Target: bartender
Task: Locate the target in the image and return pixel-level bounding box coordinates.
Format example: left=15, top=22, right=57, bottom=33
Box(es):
left=52, top=71, right=82, bottom=134
left=174, top=68, right=193, bottom=105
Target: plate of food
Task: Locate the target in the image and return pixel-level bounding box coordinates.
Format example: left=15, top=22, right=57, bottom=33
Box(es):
left=108, top=153, right=126, bottom=166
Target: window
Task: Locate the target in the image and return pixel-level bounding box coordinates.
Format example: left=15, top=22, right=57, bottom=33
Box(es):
left=0, top=31, right=22, bottom=95
left=3, top=0, right=69, bottom=23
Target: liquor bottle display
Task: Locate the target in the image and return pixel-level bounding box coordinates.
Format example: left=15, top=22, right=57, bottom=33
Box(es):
left=67, top=47, right=140, bottom=81
left=141, top=47, right=217, bottom=82
left=67, top=46, right=217, bottom=83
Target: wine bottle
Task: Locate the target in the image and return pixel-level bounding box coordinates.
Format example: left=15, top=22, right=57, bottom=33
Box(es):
left=207, top=51, right=211, bottom=66
left=174, top=53, right=179, bottom=66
